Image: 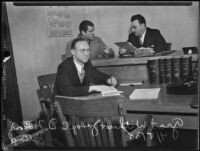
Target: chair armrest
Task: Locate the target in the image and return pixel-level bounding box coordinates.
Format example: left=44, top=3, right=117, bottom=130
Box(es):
left=39, top=97, right=52, bottom=104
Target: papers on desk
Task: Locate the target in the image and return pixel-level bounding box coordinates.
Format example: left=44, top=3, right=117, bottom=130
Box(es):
left=89, top=85, right=123, bottom=96
left=154, top=50, right=176, bottom=56
left=129, top=88, right=161, bottom=100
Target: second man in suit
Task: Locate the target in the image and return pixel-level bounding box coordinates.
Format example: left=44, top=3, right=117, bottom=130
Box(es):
left=120, top=14, right=168, bottom=55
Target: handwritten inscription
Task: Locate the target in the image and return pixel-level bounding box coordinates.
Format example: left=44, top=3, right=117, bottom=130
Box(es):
left=6, top=117, right=183, bottom=145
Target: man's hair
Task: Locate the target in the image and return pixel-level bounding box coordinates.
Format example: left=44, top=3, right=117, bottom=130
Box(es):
left=79, top=20, right=94, bottom=33
left=71, top=37, right=88, bottom=49
left=131, top=14, right=146, bottom=25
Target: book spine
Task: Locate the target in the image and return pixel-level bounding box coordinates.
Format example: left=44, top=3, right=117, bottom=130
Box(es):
left=164, top=57, right=172, bottom=84
left=189, top=56, right=193, bottom=79
left=192, top=59, right=199, bottom=82
left=171, top=57, right=181, bottom=83
left=148, top=59, right=160, bottom=85
left=159, top=58, right=165, bottom=84
left=181, top=55, right=193, bottom=81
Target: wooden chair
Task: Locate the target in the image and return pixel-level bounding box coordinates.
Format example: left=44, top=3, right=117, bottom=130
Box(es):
left=37, top=74, right=153, bottom=147
left=54, top=95, right=130, bottom=147
left=38, top=73, right=70, bottom=146
left=61, top=54, right=67, bottom=61
left=37, top=73, right=56, bottom=120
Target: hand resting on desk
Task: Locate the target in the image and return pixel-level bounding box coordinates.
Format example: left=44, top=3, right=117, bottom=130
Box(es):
left=119, top=47, right=155, bottom=57
left=88, top=85, right=123, bottom=96
left=107, top=76, right=118, bottom=87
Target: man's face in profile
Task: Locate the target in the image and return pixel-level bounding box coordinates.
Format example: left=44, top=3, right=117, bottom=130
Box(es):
left=131, top=20, right=145, bottom=36
left=72, top=41, right=90, bottom=64
left=82, top=26, right=95, bottom=40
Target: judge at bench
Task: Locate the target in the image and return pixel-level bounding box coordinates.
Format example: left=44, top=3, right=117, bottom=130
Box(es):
left=54, top=38, right=117, bottom=97
left=120, top=14, right=167, bottom=55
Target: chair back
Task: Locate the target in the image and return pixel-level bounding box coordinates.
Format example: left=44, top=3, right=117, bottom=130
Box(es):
left=61, top=54, right=67, bottom=61
left=54, top=95, right=128, bottom=147
left=37, top=73, right=56, bottom=103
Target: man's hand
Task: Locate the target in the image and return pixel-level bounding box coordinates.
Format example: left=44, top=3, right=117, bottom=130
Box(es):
left=107, top=76, right=118, bottom=87
left=146, top=47, right=155, bottom=54
left=119, top=48, right=127, bottom=54
left=137, top=47, right=155, bottom=54
left=104, top=48, right=114, bottom=55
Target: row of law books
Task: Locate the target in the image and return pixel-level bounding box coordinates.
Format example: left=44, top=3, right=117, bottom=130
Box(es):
left=147, top=55, right=193, bottom=85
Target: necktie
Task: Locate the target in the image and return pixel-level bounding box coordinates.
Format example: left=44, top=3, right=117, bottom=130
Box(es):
left=79, top=67, right=85, bottom=83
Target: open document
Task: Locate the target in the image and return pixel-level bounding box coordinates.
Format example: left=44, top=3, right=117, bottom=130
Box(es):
left=89, top=85, right=123, bottom=96
left=115, top=42, right=138, bottom=54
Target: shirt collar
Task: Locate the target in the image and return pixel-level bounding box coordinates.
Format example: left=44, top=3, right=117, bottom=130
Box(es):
left=73, top=58, right=84, bottom=74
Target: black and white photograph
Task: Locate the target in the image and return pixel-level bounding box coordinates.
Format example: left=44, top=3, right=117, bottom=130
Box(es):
left=1, top=1, right=199, bottom=150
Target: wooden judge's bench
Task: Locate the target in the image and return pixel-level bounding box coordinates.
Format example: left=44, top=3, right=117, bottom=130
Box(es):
left=91, top=53, right=199, bottom=82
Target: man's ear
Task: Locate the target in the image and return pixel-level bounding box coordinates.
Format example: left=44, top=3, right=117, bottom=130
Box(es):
left=81, top=31, right=86, bottom=36
left=142, top=23, right=146, bottom=28
left=71, top=49, right=75, bottom=55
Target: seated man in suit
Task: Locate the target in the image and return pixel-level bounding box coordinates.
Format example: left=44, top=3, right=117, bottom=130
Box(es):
left=54, top=37, right=117, bottom=97
left=120, top=14, right=167, bottom=55
left=65, top=20, right=114, bottom=60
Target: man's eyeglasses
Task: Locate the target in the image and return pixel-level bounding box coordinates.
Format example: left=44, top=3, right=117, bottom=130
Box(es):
left=78, top=49, right=91, bottom=53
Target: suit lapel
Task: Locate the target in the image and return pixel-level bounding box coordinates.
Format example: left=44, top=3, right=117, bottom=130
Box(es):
left=132, top=35, right=141, bottom=48
left=70, top=58, right=82, bottom=85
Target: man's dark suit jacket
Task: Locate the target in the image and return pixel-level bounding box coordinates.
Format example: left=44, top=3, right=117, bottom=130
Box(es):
left=128, top=27, right=167, bottom=53
left=54, top=57, right=110, bottom=97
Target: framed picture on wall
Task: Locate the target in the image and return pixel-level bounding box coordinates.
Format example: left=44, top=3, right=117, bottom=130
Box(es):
left=46, top=6, right=73, bottom=37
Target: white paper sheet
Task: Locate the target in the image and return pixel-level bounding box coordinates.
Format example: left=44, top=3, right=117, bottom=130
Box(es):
left=129, top=88, right=161, bottom=100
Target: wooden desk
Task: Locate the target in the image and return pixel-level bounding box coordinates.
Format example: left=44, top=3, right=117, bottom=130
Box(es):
left=63, top=83, right=199, bottom=129
left=117, top=84, right=198, bottom=130
left=91, top=54, right=199, bottom=82
left=55, top=84, right=198, bottom=147
left=59, top=83, right=198, bottom=130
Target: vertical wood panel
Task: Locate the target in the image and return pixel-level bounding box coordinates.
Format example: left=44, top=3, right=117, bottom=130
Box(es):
left=96, top=65, right=148, bottom=81
left=54, top=101, right=75, bottom=147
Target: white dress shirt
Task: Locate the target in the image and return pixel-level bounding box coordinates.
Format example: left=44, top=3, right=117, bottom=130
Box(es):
left=73, top=59, right=85, bottom=83
left=140, top=29, right=146, bottom=45
left=73, top=59, right=84, bottom=74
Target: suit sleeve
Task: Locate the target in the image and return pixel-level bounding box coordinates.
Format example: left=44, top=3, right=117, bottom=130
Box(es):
left=154, top=30, right=167, bottom=52
left=127, top=34, right=132, bottom=43
left=88, top=61, right=111, bottom=85
left=54, top=64, right=89, bottom=97
left=98, top=37, right=107, bottom=51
